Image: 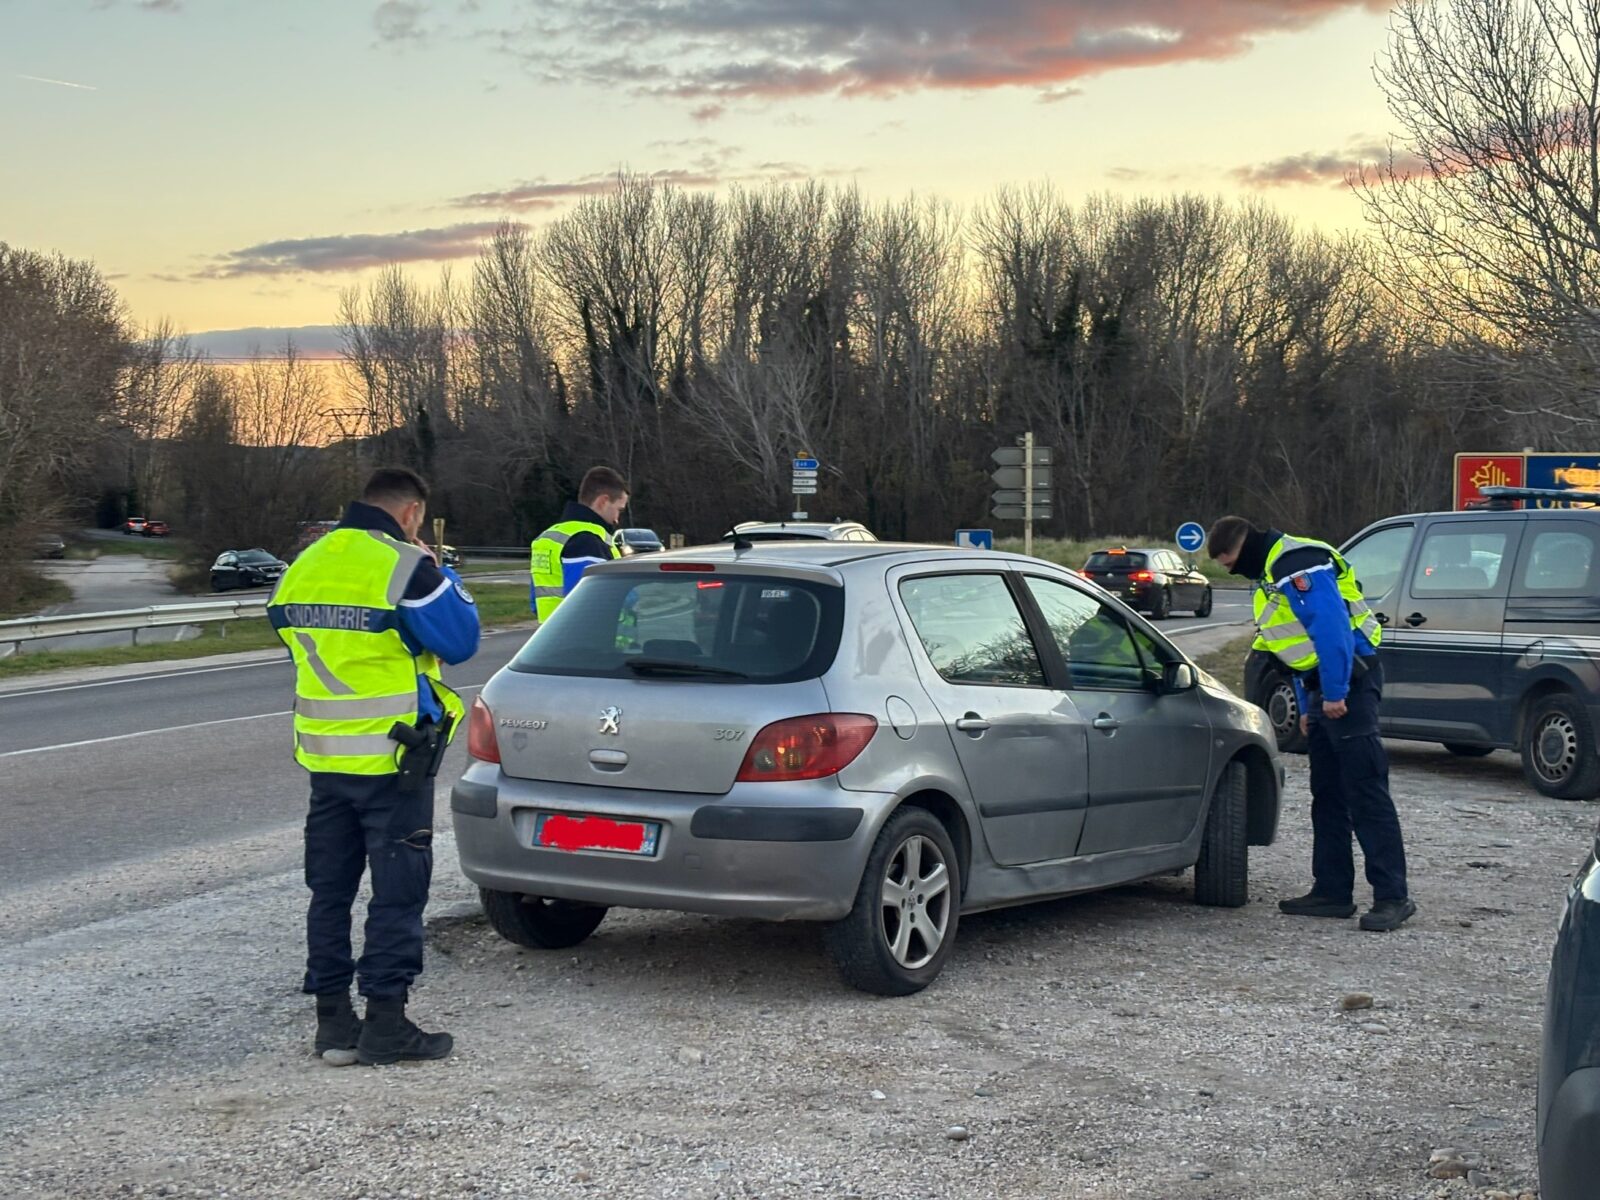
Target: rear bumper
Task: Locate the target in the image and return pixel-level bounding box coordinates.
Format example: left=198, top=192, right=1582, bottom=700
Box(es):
left=450, top=763, right=897, bottom=921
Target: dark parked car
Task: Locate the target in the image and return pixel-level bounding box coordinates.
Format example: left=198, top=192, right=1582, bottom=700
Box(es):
left=1081, top=547, right=1213, bottom=620
left=141, top=519, right=171, bottom=537
left=1245, top=489, right=1600, bottom=797
left=611, top=527, right=664, bottom=556
left=1539, top=826, right=1600, bottom=1200
left=210, top=548, right=287, bottom=592
left=33, top=533, right=66, bottom=560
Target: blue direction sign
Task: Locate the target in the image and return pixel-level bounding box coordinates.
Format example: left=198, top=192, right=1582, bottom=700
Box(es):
left=956, top=529, right=994, bottom=551
left=1176, top=522, right=1206, bottom=553
left=1525, top=454, right=1600, bottom=507
left=793, top=456, right=819, bottom=471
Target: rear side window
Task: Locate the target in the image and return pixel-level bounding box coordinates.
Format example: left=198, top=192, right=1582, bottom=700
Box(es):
left=899, top=574, right=1046, bottom=687
left=1086, top=552, right=1147, bottom=570
left=1411, top=529, right=1509, bottom=595
left=1518, top=528, right=1599, bottom=594
left=511, top=573, right=843, bottom=682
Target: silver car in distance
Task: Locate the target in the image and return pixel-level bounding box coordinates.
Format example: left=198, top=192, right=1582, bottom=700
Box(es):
left=453, top=542, right=1283, bottom=995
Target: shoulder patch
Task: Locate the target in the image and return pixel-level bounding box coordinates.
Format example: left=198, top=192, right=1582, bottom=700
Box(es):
left=1291, top=575, right=1311, bottom=592
left=454, top=580, right=476, bottom=605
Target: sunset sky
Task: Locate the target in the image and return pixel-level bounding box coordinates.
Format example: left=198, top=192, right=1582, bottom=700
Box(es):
left=4, top=0, right=1405, bottom=352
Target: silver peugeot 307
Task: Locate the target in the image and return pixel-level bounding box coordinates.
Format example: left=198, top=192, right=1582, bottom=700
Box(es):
left=453, top=542, right=1284, bottom=995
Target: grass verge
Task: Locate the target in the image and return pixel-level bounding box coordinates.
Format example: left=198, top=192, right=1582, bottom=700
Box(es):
left=0, top=570, right=74, bottom=620
left=1192, top=630, right=1254, bottom=696
left=0, top=583, right=533, bottom=680
left=997, top=535, right=1241, bottom=585
left=68, top=533, right=191, bottom=560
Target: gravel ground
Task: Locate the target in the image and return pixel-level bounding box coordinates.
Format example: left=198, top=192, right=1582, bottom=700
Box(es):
left=0, top=742, right=1587, bottom=1200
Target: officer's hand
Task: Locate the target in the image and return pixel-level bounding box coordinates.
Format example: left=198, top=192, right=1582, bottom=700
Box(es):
left=412, top=537, right=438, bottom=564
left=1299, top=715, right=1309, bottom=738
left=1323, top=698, right=1349, bottom=720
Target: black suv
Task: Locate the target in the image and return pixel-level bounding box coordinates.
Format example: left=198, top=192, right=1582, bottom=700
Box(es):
left=1245, top=491, right=1600, bottom=798
left=1082, top=547, right=1213, bottom=620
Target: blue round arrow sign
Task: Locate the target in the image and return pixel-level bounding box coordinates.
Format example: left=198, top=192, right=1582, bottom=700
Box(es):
left=1175, top=522, right=1206, bottom=553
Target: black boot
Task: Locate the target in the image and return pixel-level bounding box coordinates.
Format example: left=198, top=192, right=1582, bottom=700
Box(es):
left=313, top=991, right=362, bottom=1065
left=1277, top=891, right=1357, bottom=919
left=357, top=996, right=453, bottom=1065
left=1360, top=897, right=1417, bottom=932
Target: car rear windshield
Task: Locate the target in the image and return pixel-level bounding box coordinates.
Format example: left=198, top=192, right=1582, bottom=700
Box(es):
left=239, top=550, right=278, bottom=564
left=1086, top=551, right=1147, bottom=570
left=725, top=530, right=832, bottom=542
left=511, top=572, right=844, bottom=682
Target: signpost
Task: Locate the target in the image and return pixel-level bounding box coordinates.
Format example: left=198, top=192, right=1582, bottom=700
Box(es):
left=955, top=529, right=994, bottom=551
left=792, top=455, right=819, bottom=521
left=991, top=433, right=1052, bottom=557
left=1454, top=453, right=1527, bottom=509
left=1175, top=521, right=1205, bottom=556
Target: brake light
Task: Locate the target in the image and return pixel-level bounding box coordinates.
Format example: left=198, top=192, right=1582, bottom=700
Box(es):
left=660, top=562, right=716, bottom=572
left=467, top=697, right=500, bottom=763
left=696, top=580, right=724, bottom=589
left=1132, top=570, right=1154, bottom=582
left=735, top=714, right=877, bottom=782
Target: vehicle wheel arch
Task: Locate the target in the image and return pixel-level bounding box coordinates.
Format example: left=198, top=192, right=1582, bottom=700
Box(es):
left=1229, top=744, right=1279, bottom=846
left=1516, top=674, right=1582, bottom=748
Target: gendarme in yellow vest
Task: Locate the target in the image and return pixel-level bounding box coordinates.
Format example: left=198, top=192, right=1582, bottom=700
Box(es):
left=269, top=528, right=464, bottom=776
left=529, top=519, right=618, bottom=622
left=1252, top=533, right=1382, bottom=671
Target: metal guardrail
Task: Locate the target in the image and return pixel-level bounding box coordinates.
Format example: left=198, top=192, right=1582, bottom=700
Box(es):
left=455, top=545, right=525, bottom=559
left=0, top=598, right=269, bottom=652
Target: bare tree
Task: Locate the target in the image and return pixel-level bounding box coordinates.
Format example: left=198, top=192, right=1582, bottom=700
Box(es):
left=120, top=318, right=203, bottom=517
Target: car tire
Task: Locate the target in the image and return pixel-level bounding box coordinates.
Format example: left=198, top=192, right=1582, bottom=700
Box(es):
left=1253, top=663, right=1308, bottom=754
left=1195, top=760, right=1249, bottom=908
left=480, top=889, right=608, bottom=949
left=824, top=807, right=961, bottom=996
left=1521, top=694, right=1600, bottom=800
left=1195, top=588, right=1213, bottom=618
left=1444, top=743, right=1494, bottom=758
left=1148, top=587, right=1171, bottom=620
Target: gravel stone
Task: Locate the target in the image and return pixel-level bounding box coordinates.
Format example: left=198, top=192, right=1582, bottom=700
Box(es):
left=945, top=1126, right=971, bottom=1142
left=1339, top=992, right=1374, bottom=1011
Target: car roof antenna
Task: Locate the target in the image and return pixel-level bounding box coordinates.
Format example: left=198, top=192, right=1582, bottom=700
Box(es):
left=733, top=535, right=754, bottom=554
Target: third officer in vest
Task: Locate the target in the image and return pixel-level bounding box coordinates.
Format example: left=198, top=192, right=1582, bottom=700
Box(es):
left=530, top=465, right=629, bottom=620
left=269, top=467, right=480, bottom=1065
left=1208, top=515, right=1416, bottom=932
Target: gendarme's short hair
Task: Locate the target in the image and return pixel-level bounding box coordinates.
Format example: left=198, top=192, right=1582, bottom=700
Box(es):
left=362, top=467, right=429, bottom=506
left=1207, top=515, right=1254, bottom=559
left=579, top=465, right=629, bottom=506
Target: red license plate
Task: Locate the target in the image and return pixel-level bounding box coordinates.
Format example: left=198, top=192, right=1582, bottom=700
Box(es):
left=533, top=812, right=661, bottom=855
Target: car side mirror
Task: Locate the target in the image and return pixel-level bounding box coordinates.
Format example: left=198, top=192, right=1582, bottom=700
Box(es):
left=1162, top=662, right=1196, bottom=693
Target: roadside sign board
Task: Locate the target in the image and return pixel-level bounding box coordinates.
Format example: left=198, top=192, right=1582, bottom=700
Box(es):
left=1525, top=454, right=1600, bottom=507
left=992, top=504, right=1052, bottom=521
left=1175, top=522, right=1205, bottom=554
left=1454, top=453, right=1526, bottom=509
left=991, top=465, right=1052, bottom=490
left=793, top=457, right=819, bottom=471
left=791, top=468, right=819, bottom=479
left=991, top=446, right=1053, bottom=468
left=792, top=483, right=818, bottom=494
left=955, top=529, right=994, bottom=551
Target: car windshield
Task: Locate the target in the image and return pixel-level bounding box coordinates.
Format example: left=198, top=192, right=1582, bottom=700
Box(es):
left=1086, top=551, right=1147, bottom=570
left=511, top=572, right=843, bottom=683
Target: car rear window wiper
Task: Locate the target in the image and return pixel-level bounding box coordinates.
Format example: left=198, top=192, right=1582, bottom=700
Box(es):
left=624, top=658, right=749, bottom=679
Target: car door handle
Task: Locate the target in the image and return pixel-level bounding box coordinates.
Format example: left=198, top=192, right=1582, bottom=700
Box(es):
left=1404, top=612, right=1427, bottom=627
left=1374, top=612, right=1390, bottom=626
left=954, top=714, right=990, bottom=733
left=1092, top=714, right=1120, bottom=733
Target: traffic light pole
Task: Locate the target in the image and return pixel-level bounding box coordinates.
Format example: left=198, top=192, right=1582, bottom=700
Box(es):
left=1023, top=431, right=1034, bottom=558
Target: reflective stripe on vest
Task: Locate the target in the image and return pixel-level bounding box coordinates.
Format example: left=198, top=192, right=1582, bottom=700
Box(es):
left=268, top=528, right=464, bottom=776
left=529, top=519, right=618, bottom=622
left=1252, top=534, right=1383, bottom=671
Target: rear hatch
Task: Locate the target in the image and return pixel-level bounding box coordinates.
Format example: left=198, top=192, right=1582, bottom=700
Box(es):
left=486, top=563, right=844, bottom=794
left=1084, top=550, right=1150, bottom=595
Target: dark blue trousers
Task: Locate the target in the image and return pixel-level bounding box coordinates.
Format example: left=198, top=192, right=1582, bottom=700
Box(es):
left=1305, top=661, right=1409, bottom=903
left=302, top=772, right=433, bottom=1000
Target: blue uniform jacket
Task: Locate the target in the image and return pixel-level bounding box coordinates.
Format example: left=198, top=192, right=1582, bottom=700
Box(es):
left=333, top=502, right=480, bottom=722
left=1267, top=543, right=1376, bottom=709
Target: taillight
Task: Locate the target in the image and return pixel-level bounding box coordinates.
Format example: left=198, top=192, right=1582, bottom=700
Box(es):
left=736, top=714, right=877, bottom=782
left=1132, top=570, right=1154, bottom=582
left=467, top=697, right=500, bottom=763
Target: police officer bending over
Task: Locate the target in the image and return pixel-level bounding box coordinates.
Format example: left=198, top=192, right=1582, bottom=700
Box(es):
left=1208, top=516, right=1416, bottom=933
left=268, top=467, right=481, bottom=1064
